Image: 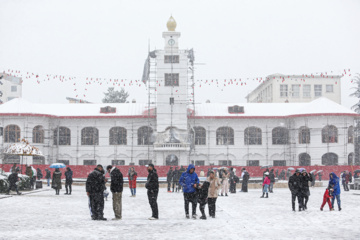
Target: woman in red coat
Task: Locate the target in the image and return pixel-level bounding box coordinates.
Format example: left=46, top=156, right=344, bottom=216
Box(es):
left=128, top=167, right=137, bottom=197
left=261, top=172, right=270, bottom=198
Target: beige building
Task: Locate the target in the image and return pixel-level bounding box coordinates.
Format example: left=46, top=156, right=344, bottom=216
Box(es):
left=246, top=73, right=341, bottom=104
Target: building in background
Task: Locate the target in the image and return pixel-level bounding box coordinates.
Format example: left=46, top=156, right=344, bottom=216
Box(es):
left=246, top=73, right=341, bottom=104
left=0, top=17, right=358, bottom=167
left=0, top=73, right=22, bottom=104
left=66, top=97, right=91, bottom=104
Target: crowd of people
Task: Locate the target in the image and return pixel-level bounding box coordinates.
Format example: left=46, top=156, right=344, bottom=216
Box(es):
left=4, top=163, right=356, bottom=220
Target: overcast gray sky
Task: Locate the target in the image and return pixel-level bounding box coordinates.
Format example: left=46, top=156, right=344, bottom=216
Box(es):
left=0, top=0, right=359, bottom=108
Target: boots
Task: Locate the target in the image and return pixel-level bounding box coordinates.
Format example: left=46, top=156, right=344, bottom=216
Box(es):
left=299, top=207, right=302, bottom=212
left=265, top=193, right=268, bottom=198
left=260, top=192, right=265, bottom=198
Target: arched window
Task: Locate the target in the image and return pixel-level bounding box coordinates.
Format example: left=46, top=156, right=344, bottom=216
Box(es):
left=322, top=125, right=338, bottom=143
left=216, top=127, right=234, bottom=145
left=33, top=125, right=44, bottom=143
left=109, top=127, right=127, bottom=145
left=194, top=127, right=206, bottom=145
left=166, top=154, right=178, bottom=166
left=321, top=153, right=338, bottom=166
left=4, top=125, right=21, bottom=143
left=348, top=126, right=354, bottom=143
left=53, top=127, right=71, bottom=145
left=299, top=153, right=311, bottom=166
left=348, top=153, right=354, bottom=165
left=298, top=126, right=310, bottom=144
left=244, top=127, right=262, bottom=145
left=138, top=126, right=153, bottom=145
left=81, top=127, right=99, bottom=145
left=272, top=127, right=289, bottom=145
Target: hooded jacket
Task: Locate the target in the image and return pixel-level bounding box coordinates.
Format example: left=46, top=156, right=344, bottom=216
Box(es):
left=329, top=172, right=340, bottom=196
left=86, top=168, right=106, bottom=194
left=146, top=166, right=159, bottom=191
left=65, top=168, right=73, bottom=184
left=179, top=164, right=199, bottom=193
left=109, top=167, right=123, bottom=193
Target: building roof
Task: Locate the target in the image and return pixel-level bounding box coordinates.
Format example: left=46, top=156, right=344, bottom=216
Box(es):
left=0, top=97, right=357, bottom=119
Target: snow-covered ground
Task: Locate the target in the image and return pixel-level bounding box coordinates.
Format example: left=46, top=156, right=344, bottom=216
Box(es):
left=0, top=185, right=359, bottom=240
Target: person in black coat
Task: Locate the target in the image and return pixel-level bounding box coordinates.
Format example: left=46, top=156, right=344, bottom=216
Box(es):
left=64, top=167, right=73, bottom=195
left=146, top=164, right=159, bottom=220
left=197, top=181, right=210, bottom=220
left=6, top=169, right=21, bottom=195
left=310, top=172, right=316, bottom=187
left=172, top=167, right=180, bottom=192
left=241, top=168, right=250, bottom=192
left=229, top=168, right=237, bottom=193
left=167, top=167, right=174, bottom=192
left=106, top=165, right=124, bottom=220
left=318, top=172, right=323, bottom=181
left=86, top=165, right=107, bottom=220
left=288, top=170, right=303, bottom=211
left=36, top=168, right=43, bottom=180
left=300, top=170, right=312, bottom=210
left=269, top=169, right=275, bottom=193
left=275, top=169, right=279, bottom=179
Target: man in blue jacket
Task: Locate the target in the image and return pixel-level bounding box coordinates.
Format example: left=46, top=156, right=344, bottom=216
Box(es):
left=329, top=172, right=341, bottom=211
left=179, top=164, right=199, bottom=219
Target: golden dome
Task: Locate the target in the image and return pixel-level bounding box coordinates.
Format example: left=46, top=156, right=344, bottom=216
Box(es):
left=166, top=16, right=177, bottom=31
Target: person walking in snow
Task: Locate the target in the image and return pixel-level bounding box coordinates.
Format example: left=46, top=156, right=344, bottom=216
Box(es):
left=6, top=169, right=21, bottom=195
left=86, top=165, right=107, bottom=220
left=320, top=186, right=334, bottom=211
left=329, top=172, right=341, bottom=211
left=269, top=169, right=275, bottom=193
left=241, top=168, right=250, bottom=192
left=300, top=170, right=312, bottom=210
left=229, top=167, right=237, bottom=193
left=310, top=172, right=316, bottom=187
left=128, top=167, right=137, bottom=197
left=36, top=168, right=43, bottom=180
left=106, top=165, right=124, bottom=220
left=146, top=164, right=159, bottom=220
left=172, top=166, right=180, bottom=192
left=261, top=172, right=270, bottom=198
left=220, top=168, right=230, bottom=196
left=318, top=171, right=323, bottom=181
left=167, top=167, right=174, bottom=193
left=178, top=165, right=186, bottom=191
left=207, top=170, right=221, bottom=218
left=179, top=164, right=200, bottom=219
left=52, top=168, right=62, bottom=195
left=64, top=167, right=73, bottom=195
left=45, top=168, right=51, bottom=187
left=197, top=181, right=210, bottom=220
left=288, top=169, right=303, bottom=211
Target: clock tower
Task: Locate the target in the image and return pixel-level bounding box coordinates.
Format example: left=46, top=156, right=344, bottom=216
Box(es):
left=153, top=16, right=192, bottom=165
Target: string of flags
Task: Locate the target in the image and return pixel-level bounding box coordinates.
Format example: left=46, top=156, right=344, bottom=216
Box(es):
left=0, top=68, right=353, bottom=99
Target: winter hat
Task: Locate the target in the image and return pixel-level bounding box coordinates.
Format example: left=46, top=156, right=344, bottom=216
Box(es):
left=295, top=169, right=300, bottom=173
left=97, top=164, right=103, bottom=169
left=106, top=165, right=112, bottom=171
left=264, top=172, right=269, bottom=175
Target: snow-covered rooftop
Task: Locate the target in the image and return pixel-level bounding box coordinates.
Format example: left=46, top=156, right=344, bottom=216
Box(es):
left=0, top=97, right=357, bottom=119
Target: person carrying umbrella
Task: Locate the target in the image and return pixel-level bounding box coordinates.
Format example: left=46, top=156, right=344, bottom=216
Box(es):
left=52, top=168, right=62, bottom=195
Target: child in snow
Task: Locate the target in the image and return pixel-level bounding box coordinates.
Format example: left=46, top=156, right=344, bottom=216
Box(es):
left=197, top=181, right=210, bottom=220
left=320, top=186, right=334, bottom=211
left=261, top=172, right=270, bottom=198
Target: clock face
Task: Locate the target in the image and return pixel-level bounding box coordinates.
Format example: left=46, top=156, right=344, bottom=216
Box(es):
left=168, top=39, right=175, bottom=46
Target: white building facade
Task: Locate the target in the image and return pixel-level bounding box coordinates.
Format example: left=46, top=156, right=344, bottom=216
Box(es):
left=0, top=73, right=22, bottom=104
left=0, top=17, right=358, bottom=167
left=246, top=73, right=341, bottom=104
